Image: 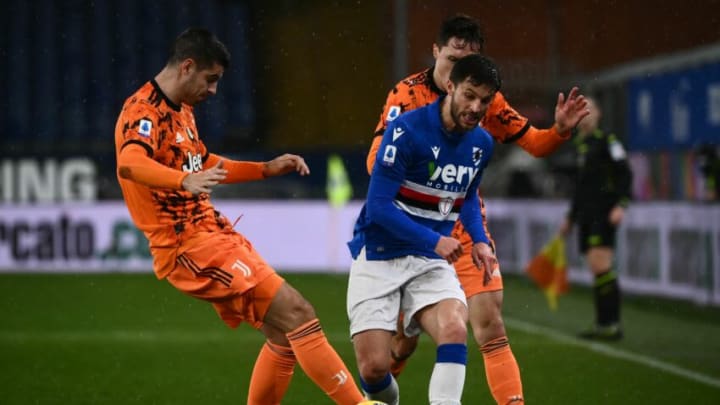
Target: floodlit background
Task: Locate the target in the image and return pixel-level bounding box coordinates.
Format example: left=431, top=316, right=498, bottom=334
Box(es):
left=1, top=1, right=719, bottom=403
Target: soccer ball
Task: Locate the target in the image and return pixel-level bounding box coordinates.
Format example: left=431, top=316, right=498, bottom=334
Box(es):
left=357, top=401, right=388, bottom=405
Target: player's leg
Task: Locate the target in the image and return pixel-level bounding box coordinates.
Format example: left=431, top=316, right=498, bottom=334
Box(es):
left=347, top=249, right=407, bottom=405
left=352, top=329, right=399, bottom=405
left=415, top=298, right=469, bottom=405
left=468, top=291, right=524, bottom=404
left=404, top=259, right=469, bottom=405
left=456, top=249, right=524, bottom=405
left=173, top=231, right=363, bottom=405
left=262, top=277, right=364, bottom=405
left=247, top=325, right=295, bottom=405
left=578, top=220, right=622, bottom=340
left=388, top=314, right=419, bottom=377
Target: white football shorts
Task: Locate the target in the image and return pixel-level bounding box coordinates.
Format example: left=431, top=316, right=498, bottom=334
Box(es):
left=346, top=247, right=467, bottom=338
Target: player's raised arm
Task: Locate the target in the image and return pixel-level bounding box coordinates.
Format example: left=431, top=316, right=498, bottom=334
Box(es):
left=485, top=87, right=589, bottom=157
left=201, top=152, right=308, bottom=185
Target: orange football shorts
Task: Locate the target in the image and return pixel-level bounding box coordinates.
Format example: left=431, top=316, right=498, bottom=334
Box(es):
left=454, top=250, right=503, bottom=298
left=166, top=230, right=284, bottom=329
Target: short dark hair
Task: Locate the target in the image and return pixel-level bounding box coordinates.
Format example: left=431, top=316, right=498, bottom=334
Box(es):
left=167, top=27, right=230, bottom=70
left=449, top=54, right=501, bottom=91
left=436, top=14, right=484, bottom=52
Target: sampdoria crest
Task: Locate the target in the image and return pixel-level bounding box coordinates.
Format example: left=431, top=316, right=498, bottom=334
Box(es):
left=438, top=196, right=455, bottom=216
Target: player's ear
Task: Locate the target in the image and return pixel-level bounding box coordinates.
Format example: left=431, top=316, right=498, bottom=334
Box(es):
left=446, top=80, right=455, bottom=94
left=179, top=58, right=195, bottom=76
left=432, top=43, right=440, bottom=59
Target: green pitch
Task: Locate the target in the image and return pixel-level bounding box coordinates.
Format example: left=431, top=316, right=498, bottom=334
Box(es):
left=1, top=273, right=719, bottom=404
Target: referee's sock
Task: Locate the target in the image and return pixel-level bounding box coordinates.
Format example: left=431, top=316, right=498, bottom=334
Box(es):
left=594, top=269, right=621, bottom=326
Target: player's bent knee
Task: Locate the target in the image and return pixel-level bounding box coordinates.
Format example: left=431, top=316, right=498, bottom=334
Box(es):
left=357, top=358, right=390, bottom=383
left=285, top=295, right=316, bottom=325
left=472, top=312, right=504, bottom=331
left=266, top=283, right=317, bottom=331
left=445, top=321, right=468, bottom=343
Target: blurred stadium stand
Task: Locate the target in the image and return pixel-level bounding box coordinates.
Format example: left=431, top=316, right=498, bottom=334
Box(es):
left=2, top=0, right=719, bottom=202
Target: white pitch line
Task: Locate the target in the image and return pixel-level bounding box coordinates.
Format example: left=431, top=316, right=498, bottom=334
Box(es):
left=505, top=317, right=720, bottom=390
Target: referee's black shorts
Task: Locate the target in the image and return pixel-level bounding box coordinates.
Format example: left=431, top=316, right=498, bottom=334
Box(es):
left=577, top=215, right=617, bottom=253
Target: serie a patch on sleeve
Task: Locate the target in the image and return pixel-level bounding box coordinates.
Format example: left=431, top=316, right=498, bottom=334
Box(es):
left=386, top=105, right=401, bottom=121
left=138, top=119, right=153, bottom=138
left=382, top=145, right=397, bottom=166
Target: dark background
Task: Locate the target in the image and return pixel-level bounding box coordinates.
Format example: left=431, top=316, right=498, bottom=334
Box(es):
left=1, top=0, right=719, bottom=200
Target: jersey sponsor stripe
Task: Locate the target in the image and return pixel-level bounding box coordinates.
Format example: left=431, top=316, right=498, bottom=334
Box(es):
left=395, top=193, right=462, bottom=214
left=393, top=200, right=459, bottom=222
left=397, top=185, right=466, bottom=208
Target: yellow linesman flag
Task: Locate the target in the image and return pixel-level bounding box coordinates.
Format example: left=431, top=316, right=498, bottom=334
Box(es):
left=326, top=154, right=353, bottom=208
left=525, top=235, right=569, bottom=311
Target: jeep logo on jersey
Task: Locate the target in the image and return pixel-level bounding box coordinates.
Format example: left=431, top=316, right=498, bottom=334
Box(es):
left=428, top=163, right=479, bottom=185
left=438, top=196, right=455, bottom=216
left=182, top=151, right=203, bottom=173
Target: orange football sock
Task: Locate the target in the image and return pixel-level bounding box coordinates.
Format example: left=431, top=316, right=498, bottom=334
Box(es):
left=247, top=340, right=297, bottom=405
left=286, top=319, right=364, bottom=405
left=389, top=352, right=410, bottom=378
left=481, top=336, right=524, bottom=404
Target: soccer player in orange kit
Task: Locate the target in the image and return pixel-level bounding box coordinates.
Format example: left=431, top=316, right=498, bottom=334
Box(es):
left=114, top=27, right=365, bottom=405
left=365, top=15, right=590, bottom=404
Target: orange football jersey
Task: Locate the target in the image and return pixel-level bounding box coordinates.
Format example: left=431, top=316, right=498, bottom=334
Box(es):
left=115, top=80, right=231, bottom=277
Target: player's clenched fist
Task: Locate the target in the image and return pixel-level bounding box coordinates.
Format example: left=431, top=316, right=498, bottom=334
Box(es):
left=435, top=235, right=463, bottom=263
left=182, top=160, right=228, bottom=195
left=262, top=153, right=310, bottom=177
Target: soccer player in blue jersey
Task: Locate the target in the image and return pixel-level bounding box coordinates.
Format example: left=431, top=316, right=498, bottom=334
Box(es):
left=347, top=54, right=501, bottom=405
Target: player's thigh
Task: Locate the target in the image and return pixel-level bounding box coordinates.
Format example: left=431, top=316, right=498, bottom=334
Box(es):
left=347, top=249, right=407, bottom=337
left=414, top=298, right=468, bottom=344
left=454, top=250, right=503, bottom=298
left=402, top=258, right=467, bottom=339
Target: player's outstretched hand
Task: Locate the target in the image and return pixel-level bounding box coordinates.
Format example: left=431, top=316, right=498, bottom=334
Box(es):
left=554, top=86, right=590, bottom=133
left=471, top=242, right=497, bottom=286
left=435, top=235, right=463, bottom=264
left=263, top=154, right=310, bottom=177
left=182, top=159, right=228, bottom=195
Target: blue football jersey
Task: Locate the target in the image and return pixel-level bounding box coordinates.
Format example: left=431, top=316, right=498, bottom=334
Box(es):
left=349, top=97, right=494, bottom=260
